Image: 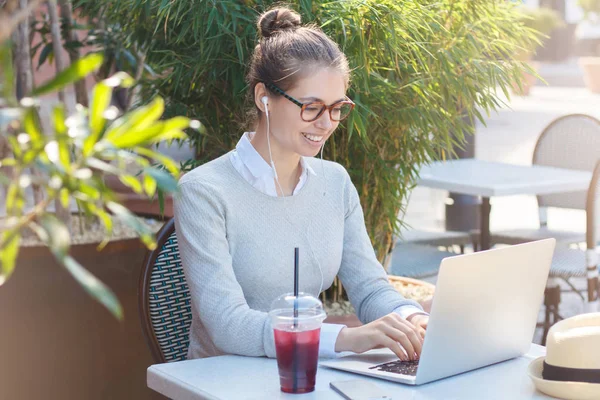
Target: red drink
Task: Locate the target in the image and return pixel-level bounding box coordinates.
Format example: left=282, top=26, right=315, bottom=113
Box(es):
left=269, top=293, right=326, bottom=393
left=274, top=327, right=321, bottom=393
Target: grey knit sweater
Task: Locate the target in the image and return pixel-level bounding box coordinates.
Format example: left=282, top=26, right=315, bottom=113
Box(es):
left=173, top=152, right=422, bottom=359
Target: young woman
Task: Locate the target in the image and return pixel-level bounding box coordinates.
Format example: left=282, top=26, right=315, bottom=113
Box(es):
left=174, top=7, right=429, bottom=362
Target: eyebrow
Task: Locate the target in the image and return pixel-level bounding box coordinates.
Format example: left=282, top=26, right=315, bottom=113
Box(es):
left=298, top=96, right=346, bottom=104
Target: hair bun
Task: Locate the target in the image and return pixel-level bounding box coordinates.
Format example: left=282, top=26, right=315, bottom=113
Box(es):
left=258, top=8, right=301, bottom=39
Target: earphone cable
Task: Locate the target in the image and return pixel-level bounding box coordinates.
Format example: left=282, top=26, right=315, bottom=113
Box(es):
left=265, top=104, right=324, bottom=297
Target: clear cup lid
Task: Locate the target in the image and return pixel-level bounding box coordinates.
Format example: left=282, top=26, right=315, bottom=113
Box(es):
left=269, top=292, right=326, bottom=324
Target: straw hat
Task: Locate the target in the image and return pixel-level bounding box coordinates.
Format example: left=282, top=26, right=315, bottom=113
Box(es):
left=529, top=313, right=600, bottom=400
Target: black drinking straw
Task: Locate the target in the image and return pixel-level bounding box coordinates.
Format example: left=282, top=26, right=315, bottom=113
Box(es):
left=293, top=247, right=299, bottom=324
left=293, top=247, right=299, bottom=392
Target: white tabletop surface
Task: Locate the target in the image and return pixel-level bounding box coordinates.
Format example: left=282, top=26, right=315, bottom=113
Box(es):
left=147, top=344, right=554, bottom=400
left=418, top=159, right=592, bottom=197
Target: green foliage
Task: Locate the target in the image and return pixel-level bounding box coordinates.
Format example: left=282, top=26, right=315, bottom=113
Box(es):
left=0, top=52, right=199, bottom=319
left=29, top=12, right=152, bottom=82
left=76, top=0, right=539, bottom=262
left=579, top=0, right=600, bottom=16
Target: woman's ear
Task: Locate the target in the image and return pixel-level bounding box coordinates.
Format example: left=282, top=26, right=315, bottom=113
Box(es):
left=254, top=83, right=269, bottom=113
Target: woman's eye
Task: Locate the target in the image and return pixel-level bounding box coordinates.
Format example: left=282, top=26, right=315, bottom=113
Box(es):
left=305, top=107, right=319, bottom=112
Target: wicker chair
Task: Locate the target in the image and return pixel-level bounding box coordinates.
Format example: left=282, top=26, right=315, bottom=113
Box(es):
left=139, top=218, right=192, bottom=364
left=489, top=114, right=600, bottom=342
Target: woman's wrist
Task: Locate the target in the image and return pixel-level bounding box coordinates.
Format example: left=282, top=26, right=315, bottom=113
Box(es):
left=406, top=312, right=428, bottom=323
left=334, top=326, right=354, bottom=353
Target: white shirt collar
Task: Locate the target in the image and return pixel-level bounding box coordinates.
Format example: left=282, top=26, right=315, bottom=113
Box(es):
left=235, top=132, right=317, bottom=179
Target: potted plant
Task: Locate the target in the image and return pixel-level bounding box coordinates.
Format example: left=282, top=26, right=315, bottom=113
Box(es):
left=1, top=2, right=203, bottom=398
left=577, top=0, right=600, bottom=93
left=0, top=53, right=199, bottom=400
left=512, top=6, right=564, bottom=96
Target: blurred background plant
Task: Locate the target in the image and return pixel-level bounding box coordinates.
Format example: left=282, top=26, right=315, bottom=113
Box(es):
left=577, top=0, right=600, bottom=56
left=510, top=6, right=563, bottom=96
left=27, top=0, right=153, bottom=110
left=516, top=6, right=564, bottom=57
left=579, top=0, right=600, bottom=17
left=1, top=0, right=199, bottom=319
left=577, top=0, right=600, bottom=92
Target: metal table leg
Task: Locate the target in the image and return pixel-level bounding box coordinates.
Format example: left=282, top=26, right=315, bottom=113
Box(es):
left=479, top=197, right=491, bottom=251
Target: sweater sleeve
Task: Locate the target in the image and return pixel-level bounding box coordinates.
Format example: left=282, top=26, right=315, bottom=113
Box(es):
left=173, top=180, right=277, bottom=358
left=336, top=172, right=423, bottom=324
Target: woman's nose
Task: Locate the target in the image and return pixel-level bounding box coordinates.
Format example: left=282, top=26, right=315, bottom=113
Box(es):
left=315, top=110, right=333, bottom=130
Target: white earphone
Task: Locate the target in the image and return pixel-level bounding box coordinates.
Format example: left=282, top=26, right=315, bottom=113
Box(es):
left=262, top=94, right=281, bottom=193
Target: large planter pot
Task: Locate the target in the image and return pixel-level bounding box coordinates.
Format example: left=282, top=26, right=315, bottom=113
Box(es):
left=579, top=57, right=600, bottom=93
left=0, top=239, right=164, bottom=400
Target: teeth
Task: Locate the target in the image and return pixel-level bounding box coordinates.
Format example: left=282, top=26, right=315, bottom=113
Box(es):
left=302, top=133, right=323, bottom=143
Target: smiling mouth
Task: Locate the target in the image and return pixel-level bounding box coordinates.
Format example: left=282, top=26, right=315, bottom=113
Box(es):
left=302, top=132, right=325, bottom=143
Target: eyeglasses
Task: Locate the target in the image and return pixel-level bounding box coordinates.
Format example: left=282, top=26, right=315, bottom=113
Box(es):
left=265, top=82, right=355, bottom=122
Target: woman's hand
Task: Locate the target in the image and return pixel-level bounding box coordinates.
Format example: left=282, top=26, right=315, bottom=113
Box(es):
left=407, top=313, right=429, bottom=339
left=334, top=313, right=424, bottom=361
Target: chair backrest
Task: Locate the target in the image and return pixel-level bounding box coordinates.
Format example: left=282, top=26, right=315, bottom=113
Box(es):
left=533, top=114, right=600, bottom=212
left=139, top=218, right=192, bottom=363
left=587, top=162, right=600, bottom=248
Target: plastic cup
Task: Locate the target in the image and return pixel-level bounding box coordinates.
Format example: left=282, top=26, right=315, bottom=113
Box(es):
left=269, top=293, right=326, bottom=394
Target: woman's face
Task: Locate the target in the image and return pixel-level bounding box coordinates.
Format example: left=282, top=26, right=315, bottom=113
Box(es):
left=266, top=68, right=347, bottom=158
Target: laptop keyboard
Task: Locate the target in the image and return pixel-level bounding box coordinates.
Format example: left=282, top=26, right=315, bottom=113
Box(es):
left=368, top=359, right=420, bottom=376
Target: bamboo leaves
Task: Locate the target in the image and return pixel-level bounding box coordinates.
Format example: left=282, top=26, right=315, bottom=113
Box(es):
left=0, top=230, right=20, bottom=286
left=31, top=53, right=104, bottom=97
left=62, top=255, right=124, bottom=320
left=0, top=50, right=198, bottom=319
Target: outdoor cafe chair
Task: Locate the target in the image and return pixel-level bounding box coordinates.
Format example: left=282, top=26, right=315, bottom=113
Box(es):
left=139, top=218, right=192, bottom=364
left=387, top=241, right=457, bottom=280
left=489, top=114, right=600, bottom=342
left=490, top=114, right=600, bottom=249
left=397, top=228, right=473, bottom=254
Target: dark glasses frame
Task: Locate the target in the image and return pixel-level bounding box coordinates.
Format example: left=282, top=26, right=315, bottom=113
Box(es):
left=264, top=82, right=355, bottom=122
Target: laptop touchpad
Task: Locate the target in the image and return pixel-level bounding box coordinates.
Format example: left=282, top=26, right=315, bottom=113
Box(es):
left=336, top=350, right=398, bottom=365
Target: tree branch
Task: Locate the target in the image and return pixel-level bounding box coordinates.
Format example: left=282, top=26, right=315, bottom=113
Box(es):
left=58, top=0, right=89, bottom=107
left=47, top=0, right=71, bottom=228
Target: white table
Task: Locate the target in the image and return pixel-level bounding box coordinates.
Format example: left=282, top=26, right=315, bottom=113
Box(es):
left=147, top=345, right=554, bottom=399
left=418, top=159, right=592, bottom=250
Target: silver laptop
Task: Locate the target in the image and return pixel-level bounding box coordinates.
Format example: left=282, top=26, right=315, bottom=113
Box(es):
left=321, top=239, right=556, bottom=385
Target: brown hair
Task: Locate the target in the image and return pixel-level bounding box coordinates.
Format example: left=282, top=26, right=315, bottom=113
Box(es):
left=247, top=7, right=350, bottom=113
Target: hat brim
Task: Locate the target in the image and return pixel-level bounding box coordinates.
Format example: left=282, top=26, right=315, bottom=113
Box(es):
left=529, top=357, right=600, bottom=400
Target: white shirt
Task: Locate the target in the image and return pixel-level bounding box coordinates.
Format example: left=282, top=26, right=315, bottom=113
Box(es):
left=230, top=132, right=426, bottom=357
